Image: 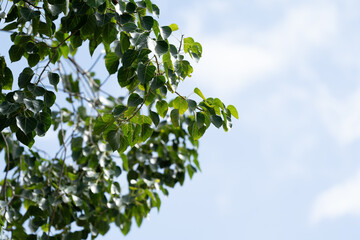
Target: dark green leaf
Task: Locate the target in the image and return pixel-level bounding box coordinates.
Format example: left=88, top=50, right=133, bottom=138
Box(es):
left=196, top=112, right=206, bottom=129
left=117, top=66, right=135, bottom=87
left=187, top=99, right=197, bottom=111
left=24, top=99, right=44, bottom=113
left=123, top=23, right=137, bottom=33
left=9, top=45, right=24, bottom=62
left=149, top=110, right=159, bottom=126
left=35, top=112, right=51, bottom=136
left=27, top=84, right=45, bottom=96
left=27, top=54, right=40, bottom=67
left=16, top=130, right=34, bottom=147
left=16, top=116, right=37, bottom=134
left=141, top=16, right=154, bottom=30
left=160, top=26, right=172, bottom=39
left=150, top=76, right=165, bottom=91
left=210, top=115, right=223, bottom=128
left=44, top=91, right=56, bottom=107
left=86, top=0, right=105, bottom=8
left=105, top=130, right=121, bottom=151
left=113, top=105, right=128, bottom=116
left=20, top=7, right=40, bottom=21
left=122, top=49, right=138, bottom=67
left=155, top=40, right=168, bottom=56
left=48, top=72, right=59, bottom=91
left=18, top=68, right=34, bottom=88
left=126, top=2, right=136, bottom=13
left=127, top=93, right=143, bottom=107
left=103, top=22, right=118, bottom=44
left=137, top=63, right=155, bottom=84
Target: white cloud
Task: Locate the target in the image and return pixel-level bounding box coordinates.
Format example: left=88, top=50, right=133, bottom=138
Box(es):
left=316, top=87, right=360, bottom=145
left=181, top=2, right=338, bottom=95
left=310, top=170, right=360, bottom=224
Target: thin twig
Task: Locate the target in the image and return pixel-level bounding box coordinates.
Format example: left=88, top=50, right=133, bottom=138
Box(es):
left=36, top=30, right=79, bottom=85
left=23, top=0, right=41, bottom=9
left=178, top=34, right=184, bottom=53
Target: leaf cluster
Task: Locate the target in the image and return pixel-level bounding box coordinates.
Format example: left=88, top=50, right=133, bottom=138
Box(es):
left=0, top=0, right=238, bottom=239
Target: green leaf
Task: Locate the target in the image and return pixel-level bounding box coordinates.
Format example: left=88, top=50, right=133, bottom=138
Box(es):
left=170, top=109, right=180, bottom=127
left=27, top=84, right=45, bottom=96
left=191, top=122, right=206, bottom=140
left=141, top=124, right=153, bottom=141
left=0, top=101, right=20, bottom=116
left=169, top=23, right=179, bottom=31
left=122, top=49, right=138, bottom=67
left=126, top=2, right=136, bottom=13
left=35, top=112, right=51, bottom=137
left=117, top=66, right=135, bottom=87
left=123, top=23, right=137, bottom=33
left=156, top=100, right=168, bottom=118
left=93, top=115, right=116, bottom=135
left=16, top=130, right=34, bottom=147
left=20, top=7, right=40, bottom=21
left=9, top=45, right=24, bottom=62
left=196, top=112, right=206, bottom=128
left=128, top=93, right=143, bottom=107
left=27, top=54, right=40, bottom=67
left=187, top=165, right=197, bottom=179
left=103, top=22, right=118, bottom=44
left=44, top=91, right=56, bottom=107
left=141, top=16, right=154, bottom=30
left=149, top=110, right=159, bottom=126
left=155, top=40, right=169, bottom=56
left=137, top=63, right=156, bottom=84
left=194, top=87, right=206, bottom=100
left=227, top=105, right=239, bottom=119
left=187, top=99, right=197, bottom=111
left=105, top=130, right=121, bottom=151
left=130, top=115, right=152, bottom=125
left=120, top=153, right=129, bottom=171
left=145, top=0, right=153, bottom=13
left=48, top=72, right=60, bottom=91
left=113, top=105, right=128, bottom=116
left=16, top=116, right=37, bottom=134
left=0, top=60, right=13, bottom=90
left=150, top=76, right=165, bottom=91
left=86, top=0, right=105, bottom=8
left=24, top=99, right=44, bottom=113
left=18, top=68, right=34, bottom=88
left=105, top=52, right=120, bottom=74
left=160, top=26, right=172, bottom=39
left=210, top=115, right=223, bottom=128
left=173, top=97, right=188, bottom=115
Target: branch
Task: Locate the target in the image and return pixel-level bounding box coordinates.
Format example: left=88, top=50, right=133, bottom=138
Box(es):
left=36, top=30, right=79, bottom=85
left=23, top=0, right=41, bottom=9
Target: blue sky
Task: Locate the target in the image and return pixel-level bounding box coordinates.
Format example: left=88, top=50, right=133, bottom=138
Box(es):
left=104, top=0, right=360, bottom=239
left=2, top=0, right=360, bottom=239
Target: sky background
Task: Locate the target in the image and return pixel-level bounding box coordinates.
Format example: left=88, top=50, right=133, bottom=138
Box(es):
left=106, top=0, right=360, bottom=239
left=2, top=0, right=360, bottom=239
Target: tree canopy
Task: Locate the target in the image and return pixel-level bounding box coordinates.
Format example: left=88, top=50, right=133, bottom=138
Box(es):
left=0, top=0, right=238, bottom=239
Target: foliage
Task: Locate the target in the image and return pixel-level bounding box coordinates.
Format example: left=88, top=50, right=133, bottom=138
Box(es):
left=0, top=0, right=238, bottom=239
